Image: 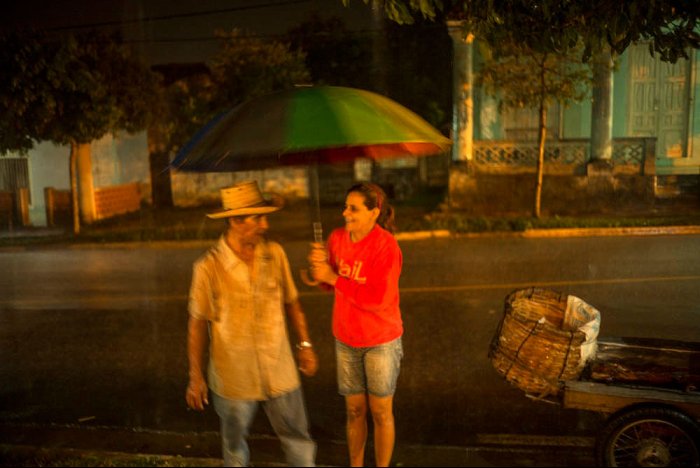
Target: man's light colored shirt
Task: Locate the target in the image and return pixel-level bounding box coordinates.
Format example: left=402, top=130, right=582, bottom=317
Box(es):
left=188, top=236, right=300, bottom=400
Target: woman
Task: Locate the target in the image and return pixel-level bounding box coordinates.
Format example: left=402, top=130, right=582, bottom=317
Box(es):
left=308, top=182, right=403, bottom=467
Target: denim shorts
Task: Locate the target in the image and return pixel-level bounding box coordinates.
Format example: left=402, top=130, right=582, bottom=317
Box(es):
left=335, top=337, right=403, bottom=397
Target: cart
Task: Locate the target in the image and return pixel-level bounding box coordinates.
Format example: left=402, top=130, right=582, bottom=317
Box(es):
left=490, top=288, right=700, bottom=467
left=563, top=336, right=700, bottom=467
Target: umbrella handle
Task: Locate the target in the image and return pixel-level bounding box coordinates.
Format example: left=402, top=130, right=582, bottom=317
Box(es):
left=300, top=268, right=319, bottom=286
left=300, top=221, right=324, bottom=286
left=312, top=222, right=323, bottom=244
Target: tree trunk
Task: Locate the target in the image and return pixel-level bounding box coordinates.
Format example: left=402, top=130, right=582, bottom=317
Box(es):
left=535, top=103, right=547, bottom=218
left=147, top=126, right=174, bottom=208
left=590, top=48, right=614, bottom=163
left=534, top=55, right=548, bottom=219
left=76, top=142, right=96, bottom=224
left=69, top=143, right=80, bottom=235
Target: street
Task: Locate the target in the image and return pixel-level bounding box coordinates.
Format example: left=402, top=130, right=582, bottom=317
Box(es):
left=1, top=233, right=699, bottom=462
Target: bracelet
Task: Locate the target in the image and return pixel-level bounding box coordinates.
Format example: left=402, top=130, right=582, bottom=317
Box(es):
left=296, top=341, right=313, bottom=350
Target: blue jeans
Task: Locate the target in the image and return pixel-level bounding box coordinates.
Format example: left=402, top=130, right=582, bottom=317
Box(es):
left=336, top=337, right=403, bottom=397
left=212, top=388, right=316, bottom=467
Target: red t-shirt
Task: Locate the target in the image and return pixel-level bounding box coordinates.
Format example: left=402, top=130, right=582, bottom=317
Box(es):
left=326, top=224, right=403, bottom=347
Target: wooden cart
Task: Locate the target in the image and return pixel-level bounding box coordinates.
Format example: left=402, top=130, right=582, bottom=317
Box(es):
left=489, top=288, right=699, bottom=466
left=562, top=336, right=700, bottom=467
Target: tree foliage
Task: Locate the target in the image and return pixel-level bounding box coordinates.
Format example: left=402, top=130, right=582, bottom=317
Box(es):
left=0, top=29, right=71, bottom=154
left=478, top=41, right=594, bottom=217
left=149, top=71, right=217, bottom=162
left=384, top=19, right=452, bottom=130
left=153, top=29, right=311, bottom=156
left=209, top=29, right=310, bottom=110
left=342, top=0, right=443, bottom=25
left=286, top=13, right=373, bottom=89
left=345, top=0, right=699, bottom=62
left=0, top=28, right=161, bottom=155
left=478, top=42, right=592, bottom=112
left=286, top=12, right=451, bottom=130
left=145, top=28, right=311, bottom=208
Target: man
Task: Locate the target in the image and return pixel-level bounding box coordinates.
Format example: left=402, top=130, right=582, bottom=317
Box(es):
left=185, top=180, right=318, bottom=467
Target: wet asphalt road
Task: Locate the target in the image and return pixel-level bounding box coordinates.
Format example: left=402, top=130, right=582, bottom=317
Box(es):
left=1, top=233, right=699, bottom=465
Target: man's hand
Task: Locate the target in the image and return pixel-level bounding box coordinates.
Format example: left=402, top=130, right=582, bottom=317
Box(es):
left=185, top=375, right=209, bottom=411
left=297, top=348, right=319, bottom=377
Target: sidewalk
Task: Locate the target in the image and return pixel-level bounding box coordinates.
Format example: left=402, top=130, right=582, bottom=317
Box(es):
left=0, top=422, right=596, bottom=467
left=2, top=196, right=700, bottom=246
left=3, top=211, right=700, bottom=247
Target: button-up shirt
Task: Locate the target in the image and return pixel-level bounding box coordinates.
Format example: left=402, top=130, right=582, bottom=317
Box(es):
left=188, top=236, right=300, bottom=400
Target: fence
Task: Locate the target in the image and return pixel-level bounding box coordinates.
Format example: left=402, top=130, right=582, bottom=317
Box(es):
left=94, top=182, right=141, bottom=221
left=0, top=191, right=13, bottom=228
left=472, top=137, right=655, bottom=175
left=0, top=188, right=30, bottom=229
left=44, top=187, right=72, bottom=227
left=45, top=183, right=141, bottom=226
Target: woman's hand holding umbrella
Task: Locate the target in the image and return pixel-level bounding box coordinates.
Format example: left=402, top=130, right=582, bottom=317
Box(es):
left=302, top=242, right=337, bottom=286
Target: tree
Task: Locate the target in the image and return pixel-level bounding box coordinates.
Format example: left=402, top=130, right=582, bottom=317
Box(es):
left=209, top=29, right=310, bottom=110
left=344, top=0, right=699, bottom=63
left=478, top=42, right=593, bottom=217
left=383, top=18, right=452, bottom=131
left=1, top=29, right=69, bottom=155
left=149, top=29, right=311, bottom=201
left=0, top=29, right=161, bottom=234
left=286, top=13, right=450, bottom=129
left=154, top=28, right=310, bottom=155
left=148, top=64, right=215, bottom=208
left=286, top=13, right=374, bottom=89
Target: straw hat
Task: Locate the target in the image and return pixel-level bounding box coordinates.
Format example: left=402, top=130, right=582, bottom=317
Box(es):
left=206, top=180, right=283, bottom=219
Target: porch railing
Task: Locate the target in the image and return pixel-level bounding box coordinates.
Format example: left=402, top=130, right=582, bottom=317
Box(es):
left=472, top=137, right=655, bottom=175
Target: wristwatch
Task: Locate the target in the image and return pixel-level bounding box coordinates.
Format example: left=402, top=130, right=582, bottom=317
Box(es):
left=296, top=341, right=313, bottom=350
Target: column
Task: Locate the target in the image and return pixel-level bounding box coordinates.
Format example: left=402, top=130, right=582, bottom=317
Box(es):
left=447, top=20, right=474, bottom=165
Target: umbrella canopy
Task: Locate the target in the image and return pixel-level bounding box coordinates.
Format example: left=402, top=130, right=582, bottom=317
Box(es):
left=170, top=85, right=451, bottom=172
left=171, top=85, right=450, bottom=262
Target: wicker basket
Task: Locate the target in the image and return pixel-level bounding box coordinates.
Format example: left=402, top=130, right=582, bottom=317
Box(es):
left=489, top=287, right=601, bottom=398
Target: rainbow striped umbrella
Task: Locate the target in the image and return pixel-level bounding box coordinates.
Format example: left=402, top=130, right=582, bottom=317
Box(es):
left=171, top=85, right=450, bottom=244
left=171, top=85, right=449, bottom=171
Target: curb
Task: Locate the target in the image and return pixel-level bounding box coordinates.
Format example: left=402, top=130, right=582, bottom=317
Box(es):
left=395, top=225, right=700, bottom=241
left=2, top=225, right=700, bottom=251
left=520, top=225, right=700, bottom=238
left=0, top=444, right=223, bottom=467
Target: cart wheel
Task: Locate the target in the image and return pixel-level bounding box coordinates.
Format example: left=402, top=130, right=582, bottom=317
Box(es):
left=596, top=406, right=700, bottom=467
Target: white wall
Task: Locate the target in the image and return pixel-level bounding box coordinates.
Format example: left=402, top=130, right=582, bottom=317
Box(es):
left=170, top=167, right=309, bottom=207
left=17, top=131, right=151, bottom=227
left=24, top=142, right=70, bottom=226
left=92, top=131, right=151, bottom=201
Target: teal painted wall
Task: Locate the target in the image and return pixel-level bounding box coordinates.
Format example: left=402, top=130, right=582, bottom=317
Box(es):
left=472, top=45, right=700, bottom=176
left=691, top=50, right=699, bottom=160
left=561, top=101, right=590, bottom=138
left=611, top=52, right=629, bottom=138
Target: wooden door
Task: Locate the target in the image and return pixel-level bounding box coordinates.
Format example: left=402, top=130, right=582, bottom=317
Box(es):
left=628, top=44, right=690, bottom=159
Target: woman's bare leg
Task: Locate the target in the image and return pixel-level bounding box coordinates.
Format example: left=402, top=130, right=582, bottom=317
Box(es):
left=345, top=393, right=368, bottom=466
left=368, top=394, right=395, bottom=467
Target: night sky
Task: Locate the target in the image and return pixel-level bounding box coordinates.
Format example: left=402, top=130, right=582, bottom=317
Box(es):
left=3, top=0, right=377, bottom=64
